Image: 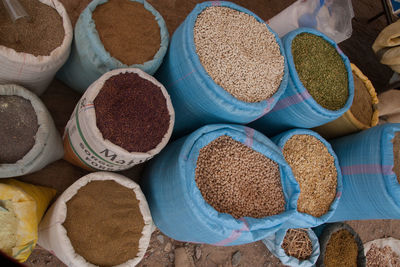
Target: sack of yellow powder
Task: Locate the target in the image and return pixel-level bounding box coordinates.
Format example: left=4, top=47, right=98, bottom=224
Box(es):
left=0, top=179, right=56, bottom=262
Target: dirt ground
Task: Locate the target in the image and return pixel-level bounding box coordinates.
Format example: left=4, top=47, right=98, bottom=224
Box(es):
left=14, top=0, right=400, bottom=266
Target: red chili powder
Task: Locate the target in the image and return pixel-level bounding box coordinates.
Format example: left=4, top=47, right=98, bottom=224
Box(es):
left=94, top=72, right=170, bottom=152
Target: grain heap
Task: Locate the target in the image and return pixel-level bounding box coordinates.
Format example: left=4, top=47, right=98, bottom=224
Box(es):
left=93, top=0, right=160, bottom=65
left=0, top=0, right=64, bottom=56
left=281, top=229, right=313, bottom=260
left=351, top=71, right=373, bottom=125
left=0, top=96, right=38, bottom=164
left=292, top=33, right=349, bottom=111
left=194, top=6, right=284, bottom=103
left=63, top=180, right=144, bottom=266
left=324, top=229, right=358, bottom=267
left=195, top=135, right=285, bottom=218
left=282, top=134, right=337, bottom=217
left=366, top=244, right=400, bottom=267
left=94, top=72, right=170, bottom=153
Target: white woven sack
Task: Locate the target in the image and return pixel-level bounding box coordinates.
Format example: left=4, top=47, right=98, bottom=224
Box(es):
left=0, top=84, right=64, bottom=178
left=0, top=0, right=73, bottom=95
left=38, top=172, right=153, bottom=267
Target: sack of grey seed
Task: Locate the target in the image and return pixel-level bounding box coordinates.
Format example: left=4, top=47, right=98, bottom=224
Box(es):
left=327, top=123, right=400, bottom=221
left=156, top=1, right=289, bottom=137
left=272, top=129, right=343, bottom=229
left=0, top=84, right=64, bottom=178
left=262, top=228, right=320, bottom=267
left=142, top=124, right=300, bottom=245
left=251, top=28, right=354, bottom=136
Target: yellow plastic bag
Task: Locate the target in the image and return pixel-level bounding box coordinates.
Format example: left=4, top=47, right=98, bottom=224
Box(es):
left=314, top=64, right=379, bottom=139
left=0, top=179, right=56, bottom=262
left=372, top=20, right=400, bottom=73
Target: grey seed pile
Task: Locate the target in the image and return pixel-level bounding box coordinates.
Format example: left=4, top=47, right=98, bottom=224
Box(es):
left=195, top=135, right=286, bottom=219
left=282, top=135, right=337, bottom=218
left=194, top=7, right=285, bottom=103
left=282, top=229, right=313, bottom=260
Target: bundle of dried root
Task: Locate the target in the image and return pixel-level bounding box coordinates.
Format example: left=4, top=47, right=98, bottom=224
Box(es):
left=281, top=229, right=313, bottom=260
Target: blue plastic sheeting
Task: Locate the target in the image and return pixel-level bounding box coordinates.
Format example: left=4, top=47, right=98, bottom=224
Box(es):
left=263, top=228, right=320, bottom=267
left=155, top=1, right=289, bottom=137
left=142, top=124, right=300, bottom=245
left=328, top=123, right=400, bottom=221
left=57, top=0, right=169, bottom=93
left=250, top=28, right=354, bottom=137
left=272, top=129, right=343, bottom=228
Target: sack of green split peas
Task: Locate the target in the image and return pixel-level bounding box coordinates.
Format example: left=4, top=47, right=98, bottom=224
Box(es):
left=262, top=228, right=320, bottom=267
left=272, top=129, right=342, bottom=229
left=250, top=27, right=354, bottom=137
left=0, top=179, right=56, bottom=262
left=142, top=124, right=300, bottom=245
left=58, top=0, right=169, bottom=93
left=0, top=84, right=64, bottom=178
left=63, top=68, right=174, bottom=171
left=38, top=172, right=153, bottom=267
left=0, top=0, right=72, bottom=95
left=314, top=63, right=379, bottom=139
left=156, top=1, right=289, bottom=136
left=316, top=223, right=366, bottom=267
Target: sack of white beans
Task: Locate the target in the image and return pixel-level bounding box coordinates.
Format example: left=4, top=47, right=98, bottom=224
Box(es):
left=142, top=124, right=299, bottom=245
left=156, top=1, right=289, bottom=137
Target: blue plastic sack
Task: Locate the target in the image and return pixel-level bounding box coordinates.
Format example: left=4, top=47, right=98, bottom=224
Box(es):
left=57, top=0, right=169, bottom=93
left=328, top=123, right=400, bottom=221
left=263, top=228, right=320, bottom=267
left=155, top=1, right=289, bottom=137
left=250, top=28, right=354, bottom=137
left=272, top=129, right=343, bottom=229
left=142, top=124, right=300, bottom=245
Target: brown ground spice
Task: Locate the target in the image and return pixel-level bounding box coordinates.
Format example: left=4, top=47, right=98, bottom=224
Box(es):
left=351, top=72, right=373, bottom=125
left=292, top=33, right=349, bottom=111
left=324, top=229, right=358, bottom=267
left=393, top=132, right=400, bottom=184
left=0, top=96, right=38, bottom=164
left=63, top=180, right=145, bottom=266
left=282, top=134, right=337, bottom=217
left=195, top=135, right=286, bottom=219
left=0, top=0, right=64, bottom=56
left=282, top=229, right=313, bottom=260
left=92, top=0, right=161, bottom=65
left=94, top=72, right=170, bottom=153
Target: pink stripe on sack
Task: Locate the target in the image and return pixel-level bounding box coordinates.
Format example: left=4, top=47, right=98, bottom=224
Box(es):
left=249, top=97, right=275, bottom=123
left=271, top=91, right=312, bottom=112
left=341, top=164, right=394, bottom=176
left=213, top=218, right=250, bottom=246
left=168, top=69, right=197, bottom=88
left=212, top=0, right=221, bottom=6
left=244, top=127, right=255, bottom=148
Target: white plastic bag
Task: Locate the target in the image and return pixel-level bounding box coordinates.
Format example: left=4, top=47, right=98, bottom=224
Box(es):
left=267, top=0, right=354, bottom=43
left=0, top=0, right=73, bottom=95
left=0, top=84, right=64, bottom=178
left=38, top=172, right=153, bottom=267
left=63, top=68, right=175, bottom=171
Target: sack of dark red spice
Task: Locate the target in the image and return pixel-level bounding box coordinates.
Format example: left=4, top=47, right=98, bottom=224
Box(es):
left=262, top=228, right=320, bottom=267
left=327, top=123, right=400, bottom=221
left=271, top=129, right=343, bottom=229
left=63, top=68, right=174, bottom=171
left=0, top=84, right=64, bottom=178
left=142, top=124, right=300, bottom=245
left=0, top=0, right=72, bottom=95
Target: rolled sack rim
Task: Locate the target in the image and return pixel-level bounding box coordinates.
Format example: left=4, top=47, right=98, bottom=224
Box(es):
left=79, top=0, right=169, bottom=74
left=0, top=84, right=50, bottom=176
left=182, top=1, right=289, bottom=115
left=81, top=67, right=175, bottom=159
left=0, top=0, right=73, bottom=67
left=273, top=128, right=344, bottom=223
left=178, top=124, right=299, bottom=234
left=46, top=172, right=153, bottom=267
left=283, top=27, right=355, bottom=119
